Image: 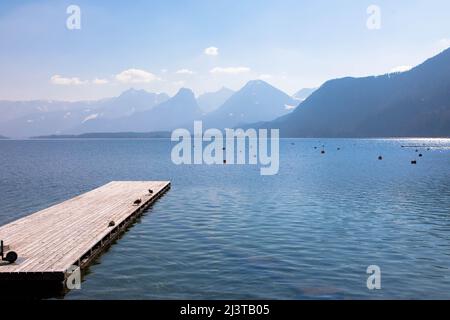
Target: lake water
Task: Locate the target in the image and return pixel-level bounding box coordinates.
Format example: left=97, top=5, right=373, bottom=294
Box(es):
left=0, top=138, right=449, bottom=299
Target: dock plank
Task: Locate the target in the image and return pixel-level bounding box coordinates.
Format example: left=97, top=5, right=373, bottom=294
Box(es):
left=0, top=181, right=170, bottom=280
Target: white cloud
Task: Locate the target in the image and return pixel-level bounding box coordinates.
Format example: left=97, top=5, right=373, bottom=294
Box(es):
left=389, top=65, right=412, bottom=73
left=175, top=69, right=195, bottom=75
left=50, top=75, right=87, bottom=85
left=204, top=46, right=219, bottom=56
left=92, top=78, right=109, bottom=85
left=115, top=68, right=158, bottom=84
left=438, top=38, right=450, bottom=50
left=172, top=80, right=185, bottom=87
left=210, top=67, right=251, bottom=75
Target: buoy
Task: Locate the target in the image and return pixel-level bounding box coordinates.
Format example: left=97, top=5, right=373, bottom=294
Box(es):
left=321, top=150, right=325, bottom=154
left=419, top=154, right=423, bottom=157
left=378, top=156, right=383, bottom=160
left=337, top=147, right=340, bottom=151
left=1, top=241, right=18, bottom=264
left=411, top=160, right=417, bottom=165
left=5, top=251, right=18, bottom=263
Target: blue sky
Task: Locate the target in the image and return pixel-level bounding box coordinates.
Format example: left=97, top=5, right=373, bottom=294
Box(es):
left=0, top=0, right=449, bottom=101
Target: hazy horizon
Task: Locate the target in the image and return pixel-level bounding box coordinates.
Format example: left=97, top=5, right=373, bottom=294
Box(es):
left=0, top=47, right=448, bottom=104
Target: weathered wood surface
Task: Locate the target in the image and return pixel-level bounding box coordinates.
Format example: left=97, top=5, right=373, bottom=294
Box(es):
left=0, top=181, right=170, bottom=280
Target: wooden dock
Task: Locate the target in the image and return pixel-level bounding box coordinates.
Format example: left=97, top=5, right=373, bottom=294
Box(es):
left=0, top=181, right=170, bottom=287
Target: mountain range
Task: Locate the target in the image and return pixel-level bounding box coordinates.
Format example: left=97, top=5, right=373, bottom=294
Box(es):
left=197, top=87, right=235, bottom=114
left=71, top=88, right=201, bottom=134
left=201, top=80, right=297, bottom=129
left=259, top=47, right=450, bottom=137
left=0, top=89, right=169, bottom=138
left=0, top=80, right=299, bottom=138
left=293, top=88, right=317, bottom=101
left=32, top=131, right=171, bottom=139
left=2, top=48, right=450, bottom=138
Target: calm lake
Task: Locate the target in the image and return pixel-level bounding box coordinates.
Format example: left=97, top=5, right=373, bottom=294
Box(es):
left=0, top=138, right=449, bottom=299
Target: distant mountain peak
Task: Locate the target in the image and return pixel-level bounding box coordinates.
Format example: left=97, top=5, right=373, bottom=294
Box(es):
left=293, top=87, right=317, bottom=101
left=244, top=79, right=271, bottom=88
left=202, top=79, right=296, bottom=128
left=210, top=86, right=234, bottom=95
left=119, top=88, right=148, bottom=97
left=176, top=87, right=194, bottom=94
left=260, top=47, right=450, bottom=137
left=197, top=87, right=235, bottom=114
left=173, top=87, right=195, bottom=99
left=240, top=80, right=285, bottom=94
left=249, top=79, right=266, bottom=84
